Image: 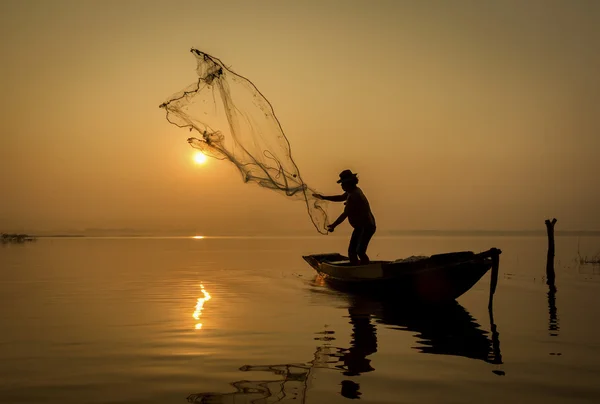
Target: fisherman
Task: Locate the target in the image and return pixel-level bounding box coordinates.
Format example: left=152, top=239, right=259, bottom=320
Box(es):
left=313, top=170, right=376, bottom=265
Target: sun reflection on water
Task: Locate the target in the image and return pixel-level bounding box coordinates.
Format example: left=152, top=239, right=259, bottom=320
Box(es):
left=193, top=284, right=211, bottom=330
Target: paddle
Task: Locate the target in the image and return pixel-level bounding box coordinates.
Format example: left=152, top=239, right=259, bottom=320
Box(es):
left=488, top=249, right=500, bottom=310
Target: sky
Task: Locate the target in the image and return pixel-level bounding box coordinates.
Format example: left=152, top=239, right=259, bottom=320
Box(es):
left=1, top=0, right=599, bottom=235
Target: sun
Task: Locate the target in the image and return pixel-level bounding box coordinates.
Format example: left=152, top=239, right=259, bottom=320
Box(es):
left=193, top=151, right=207, bottom=165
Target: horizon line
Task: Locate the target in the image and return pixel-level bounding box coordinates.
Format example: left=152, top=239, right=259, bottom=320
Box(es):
left=11, top=228, right=600, bottom=238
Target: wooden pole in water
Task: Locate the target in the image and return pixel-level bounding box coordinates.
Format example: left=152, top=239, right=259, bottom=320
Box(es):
left=545, top=218, right=557, bottom=289
left=545, top=218, right=559, bottom=338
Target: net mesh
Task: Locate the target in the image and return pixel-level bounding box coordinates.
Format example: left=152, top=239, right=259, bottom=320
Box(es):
left=160, top=49, right=329, bottom=234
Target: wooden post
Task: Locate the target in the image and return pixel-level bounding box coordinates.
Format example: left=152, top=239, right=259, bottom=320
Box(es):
left=545, top=218, right=557, bottom=289
left=545, top=218, right=559, bottom=337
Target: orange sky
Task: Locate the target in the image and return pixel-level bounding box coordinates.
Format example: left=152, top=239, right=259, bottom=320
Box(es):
left=1, top=0, right=599, bottom=235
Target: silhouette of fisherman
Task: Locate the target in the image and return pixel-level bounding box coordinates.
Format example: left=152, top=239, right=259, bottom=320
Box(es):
left=313, top=170, right=376, bottom=265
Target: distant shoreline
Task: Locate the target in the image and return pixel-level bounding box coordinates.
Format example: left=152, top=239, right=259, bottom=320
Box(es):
left=388, top=230, right=600, bottom=237
left=20, top=230, right=600, bottom=238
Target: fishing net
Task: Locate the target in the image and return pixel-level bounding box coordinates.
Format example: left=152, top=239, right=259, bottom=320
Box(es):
left=160, top=49, right=329, bottom=234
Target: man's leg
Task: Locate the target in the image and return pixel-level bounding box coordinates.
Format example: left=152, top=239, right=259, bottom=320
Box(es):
left=348, top=228, right=361, bottom=265
left=357, top=226, right=376, bottom=265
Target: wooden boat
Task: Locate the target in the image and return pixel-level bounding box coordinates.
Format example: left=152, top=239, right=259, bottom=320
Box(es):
left=303, top=248, right=501, bottom=304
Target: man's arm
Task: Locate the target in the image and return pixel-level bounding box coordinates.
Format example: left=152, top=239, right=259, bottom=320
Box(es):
left=329, top=212, right=348, bottom=230
left=313, top=193, right=347, bottom=202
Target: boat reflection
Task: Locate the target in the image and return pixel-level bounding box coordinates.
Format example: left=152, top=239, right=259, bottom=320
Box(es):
left=187, top=285, right=503, bottom=403
left=369, top=297, right=502, bottom=366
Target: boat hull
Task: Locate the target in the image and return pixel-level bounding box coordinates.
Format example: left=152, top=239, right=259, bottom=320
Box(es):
left=303, top=249, right=501, bottom=304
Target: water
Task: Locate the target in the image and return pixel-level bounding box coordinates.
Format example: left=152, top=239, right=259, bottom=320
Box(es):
left=1, top=235, right=599, bottom=403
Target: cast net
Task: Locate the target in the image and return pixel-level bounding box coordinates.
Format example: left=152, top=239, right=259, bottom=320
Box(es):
left=159, top=49, right=329, bottom=234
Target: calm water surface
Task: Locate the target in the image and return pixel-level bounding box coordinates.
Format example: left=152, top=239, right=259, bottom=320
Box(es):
left=1, top=235, right=599, bottom=403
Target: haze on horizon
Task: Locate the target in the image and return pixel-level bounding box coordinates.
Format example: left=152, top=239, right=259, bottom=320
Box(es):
left=1, top=0, right=599, bottom=235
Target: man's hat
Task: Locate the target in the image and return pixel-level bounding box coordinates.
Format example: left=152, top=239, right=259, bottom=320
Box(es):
left=337, top=169, right=358, bottom=184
